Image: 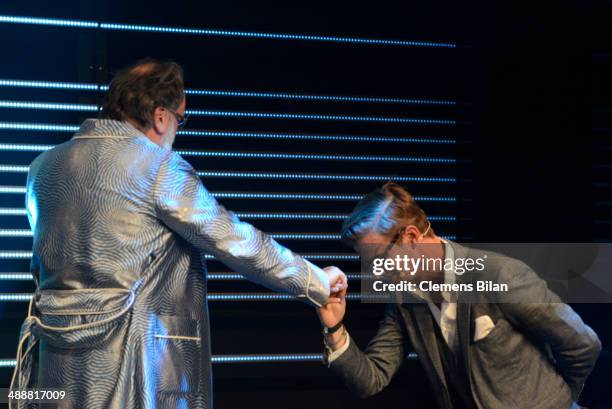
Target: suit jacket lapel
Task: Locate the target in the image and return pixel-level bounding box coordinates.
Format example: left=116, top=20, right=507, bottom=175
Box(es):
left=453, top=242, right=474, bottom=386
left=411, top=303, right=448, bottom=389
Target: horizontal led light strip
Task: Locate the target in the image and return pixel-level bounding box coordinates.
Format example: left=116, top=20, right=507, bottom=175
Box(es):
left=0, top=272, right=364, bottom=281
left=0, top=230, right=343, bottom=240
left=0, top=143, right=454, bottom=163
left=0, top=292, right=362, bottom=302
left=0, top=251, right=359, bottom=260
left=0, top=100, right=455, bottom=125
left=0, top=186, right=456, bottom=202
left=0, top=123, right=456, bottom=144
left=178, top=130, right=456, bottom=144
left=197, top=171, right=456, bottom=183
left=0, top=122, right=79, bottom=132
left=0, top=15, right=456, bottom=48
left=0, top=353, right=419, bottom=366
left=0, top=209, right=456, bottom=221
left=0, top=230, right=457, bottom=239
left=0, top=79, right=456, bottom=106
left=0, top=165, right=457, bottom=183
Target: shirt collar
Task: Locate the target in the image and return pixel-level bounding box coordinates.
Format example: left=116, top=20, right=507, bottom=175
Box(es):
left=409, top=239, right=456, bottom=304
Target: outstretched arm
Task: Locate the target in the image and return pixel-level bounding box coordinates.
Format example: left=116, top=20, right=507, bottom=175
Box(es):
left=318, top=289, right=407, bottom=398
left=153, top=151, right=346, bottom=306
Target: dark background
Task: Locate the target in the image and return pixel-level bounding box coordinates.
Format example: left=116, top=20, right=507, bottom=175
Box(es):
left=0, top=0, right=610, bottom=408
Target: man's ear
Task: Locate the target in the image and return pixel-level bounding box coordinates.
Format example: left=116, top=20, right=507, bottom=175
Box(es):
left=401, top=225, right=420, bottom=243
left=152, top=106, right=168, bottom=135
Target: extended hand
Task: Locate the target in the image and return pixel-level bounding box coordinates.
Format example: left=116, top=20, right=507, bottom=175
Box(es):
left=324, top=265, right=348, bottom=295
left=317, top=287, right=347, bottom=328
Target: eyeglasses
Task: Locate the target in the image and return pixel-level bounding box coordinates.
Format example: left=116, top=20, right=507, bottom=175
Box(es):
left=167, top=109, right=188, bottom=130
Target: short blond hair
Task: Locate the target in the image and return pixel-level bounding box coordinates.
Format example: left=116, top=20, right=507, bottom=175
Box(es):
left=341, top=182, right=433, bottom=246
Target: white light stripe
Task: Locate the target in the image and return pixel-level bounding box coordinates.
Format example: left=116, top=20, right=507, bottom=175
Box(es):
left=0, top=79, right=456, bottom=106
left=185, top=109, right=455, bottom=125
left=0, top=100, right=455, bottom=125
left=0, top=209, right=456, bottom=221
left=0, top=122, right=80, bottom=132
left=0, top=79, right=99, bottom=90
left=0, top=15, right=457, bottom=48
left=0, top=124, right=457, bottom=144
left=0, top=252, right=359, bottom=260
left=197, top=171, right=456, bottom=183
left=0, top=164, right=457, bottom=183
left=0, top=143, right=455, bottom=163
left=0, top=353, right=417, bottom=365
left=0, top=187, right=456, bottom=202
left=0, top=186, right=26, bottom=194
left=0, top=100, right=98, bottom=111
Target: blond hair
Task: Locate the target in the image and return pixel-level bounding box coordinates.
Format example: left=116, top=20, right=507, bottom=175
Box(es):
left=341, top=182, right=433, bottom=245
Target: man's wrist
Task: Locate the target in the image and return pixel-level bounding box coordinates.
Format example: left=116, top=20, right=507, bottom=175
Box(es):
left=324, top=325, right=347, bottom=351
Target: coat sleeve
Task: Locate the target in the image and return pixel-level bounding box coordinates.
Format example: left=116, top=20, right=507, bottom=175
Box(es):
left=329, top=304, right=407, bottom=398
left=496, top=259, right=602, bottom=401
left=152, top=151, right=330, bottom=307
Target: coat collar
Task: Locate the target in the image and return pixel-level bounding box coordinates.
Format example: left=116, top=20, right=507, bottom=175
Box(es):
left=71, top=119, right=145, bottom=140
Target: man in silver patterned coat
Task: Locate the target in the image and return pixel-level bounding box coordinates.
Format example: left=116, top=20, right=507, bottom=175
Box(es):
left=11, top=59, right=347, bottom=408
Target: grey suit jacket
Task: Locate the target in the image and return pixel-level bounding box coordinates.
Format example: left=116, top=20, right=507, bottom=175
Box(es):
left=329, top=241, right=601, bottom=409
left=14, top=119, right=330, bottom=409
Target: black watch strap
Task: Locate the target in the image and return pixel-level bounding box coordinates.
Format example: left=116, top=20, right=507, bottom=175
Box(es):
left=322, top=321, right=344, bottom=335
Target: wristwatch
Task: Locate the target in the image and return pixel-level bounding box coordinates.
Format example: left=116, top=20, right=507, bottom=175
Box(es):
left=322, top=321, right=344, bottom=335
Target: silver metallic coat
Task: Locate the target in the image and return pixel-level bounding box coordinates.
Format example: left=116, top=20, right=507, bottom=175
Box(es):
left=12, top=119, right=330, bottom=408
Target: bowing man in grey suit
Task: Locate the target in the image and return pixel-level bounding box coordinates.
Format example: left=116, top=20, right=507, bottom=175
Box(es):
left=318, top=182, right=601, bottom=409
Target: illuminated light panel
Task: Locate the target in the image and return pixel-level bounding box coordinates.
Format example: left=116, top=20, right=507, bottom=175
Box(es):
left=0, top=229, right=31, bottom=237
left=0, top=79, right=455, bottom=106
left=0, top=101, right=454, bottom=124
left=184, top=89, right=455, bottom=105
left=198, top=171, right=456, bottom=183
left=185, top=109, right=455, bottom=125
left=0, top=15, right=455, bottom=48
left=0, top=208, right=26, bottom=216
left=0, top=124, right=456, bottom=144
left=0, top=230, right=339, bottom=240
left=0, top=144, right=454, bottom=163
left=0, top=164, right=456, bottom=183
left=178, top=130, right=456, bottom=144
left=212, top=354, right=322, bottom=363
left=0, top=293, right=32, bottom=301
left=270, top=233, right=340, bottom=240
left=0, top=273, right=32, bottom=280
left=0, top=186, right=26, bottom=194
left=98, top=23, right=456, bottom=48
left=212, top=192, right=365, bottom=201
left=177, top=150, right=454, bottom=163
left=0, top=79, right=98, bottom=90
left=0, top=251, right=358, bottom=261
left=0, top=143, right=54, bottom=152
left=0, top=292, right=360, bottom=301
left=0, top=165, right=29, bottom=173
left=0, top=353, right=416, bottom=365
left=0, top=122, right=79, bottom=132
left=0, top=209, right=455, bottom=221
left=0, top=15, right=99, bottom=28
left=0, top=188, right=455, bottom=202
left=0, top=100, right=98, bottom=111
